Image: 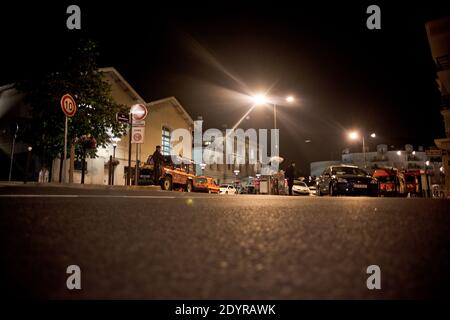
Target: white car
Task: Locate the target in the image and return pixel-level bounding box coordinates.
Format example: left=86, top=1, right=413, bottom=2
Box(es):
left=308, top=186, right=317, bottom=196
left=292, top=181, right=310, bottom=196
left=219, top=184, right=237, bottom=195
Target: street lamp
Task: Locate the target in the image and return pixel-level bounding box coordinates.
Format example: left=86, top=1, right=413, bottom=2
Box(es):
left=24, top=146, right=32, bottom=184
left=251, top=94, right=295, bottom=130
left=286, top=96, right=295, bottom=103
left=200, top=163, right=207, bottom=175
left=252, top=94, right=268, bottom=105
left=348, top=130, right=376, bottom=169
left=111, top=137, right=121, bottom=185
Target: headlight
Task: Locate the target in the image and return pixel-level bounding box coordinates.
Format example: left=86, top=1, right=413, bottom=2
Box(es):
left=370, top=179, right=378, bottom=184
left=337, top=178, right=347, bottom=183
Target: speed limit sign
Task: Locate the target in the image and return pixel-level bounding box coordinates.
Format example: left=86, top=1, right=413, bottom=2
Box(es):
left=60, top=94, right=77, bottom=117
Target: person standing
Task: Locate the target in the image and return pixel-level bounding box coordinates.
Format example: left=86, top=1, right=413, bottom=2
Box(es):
left=285, top=162, right=296, bottom=196
left=149, top=145, right=164, bottom=185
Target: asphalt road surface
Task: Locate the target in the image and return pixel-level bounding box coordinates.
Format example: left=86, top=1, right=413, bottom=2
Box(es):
left=1, top=184, right=449, bottom=299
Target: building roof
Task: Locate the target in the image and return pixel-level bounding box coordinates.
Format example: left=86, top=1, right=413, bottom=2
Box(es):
left=99, top=68, right=193, bottom=126
left=98, top=67, right=146, bottom=104
left=147, top=96, right=194, bottom=125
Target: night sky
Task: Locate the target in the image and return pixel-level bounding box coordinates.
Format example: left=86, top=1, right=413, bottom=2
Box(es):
left=1, top=1, right=449, bottom=174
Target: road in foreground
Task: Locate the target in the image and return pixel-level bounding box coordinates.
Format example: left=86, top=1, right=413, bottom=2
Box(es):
left=1, top=184, right=449, bottom=299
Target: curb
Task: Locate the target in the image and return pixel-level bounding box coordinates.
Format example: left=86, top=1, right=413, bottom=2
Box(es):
left=0, top=181, right=161, bottom=191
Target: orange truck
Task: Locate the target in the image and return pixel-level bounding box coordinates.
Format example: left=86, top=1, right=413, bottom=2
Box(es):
left=138, top=155, right=195, bottom=192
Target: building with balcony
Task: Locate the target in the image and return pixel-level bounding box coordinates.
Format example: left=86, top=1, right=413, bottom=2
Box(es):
left=311, top=144, right=427, bottom=175
left=426, top=16, right=450, bottom=197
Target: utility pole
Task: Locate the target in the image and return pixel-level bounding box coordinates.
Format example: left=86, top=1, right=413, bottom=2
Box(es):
left=362, top=136, right=367, bottom=169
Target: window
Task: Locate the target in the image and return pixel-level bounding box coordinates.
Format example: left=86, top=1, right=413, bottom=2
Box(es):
left=332, top=166, right=368, bottom=176
left=162, top=127, right=171, bottom=156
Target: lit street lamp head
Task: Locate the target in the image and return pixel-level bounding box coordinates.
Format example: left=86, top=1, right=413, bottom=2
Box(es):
left=286, top=96, right=295, bottom=103
left=348, top=131, right=359, bottom=140
left=370, top=133, right=376, bottom=138
left=252, top=94, right=268, bottom=105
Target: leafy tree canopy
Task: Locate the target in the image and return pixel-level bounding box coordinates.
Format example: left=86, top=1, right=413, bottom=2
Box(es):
left=16, top=39, right=128, bottom=162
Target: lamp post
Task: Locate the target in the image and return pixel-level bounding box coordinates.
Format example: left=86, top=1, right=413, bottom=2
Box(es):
left=111, top=137, right=121, bottom=185
left=8, top=123, right=19, bottom=181
left=200, top=163, right=206, bottom=176
left=24, top=146, right=32, bottom=184
left=348, top=131, right=376, bottom=169
left=233, top=169, right=240, bottom=189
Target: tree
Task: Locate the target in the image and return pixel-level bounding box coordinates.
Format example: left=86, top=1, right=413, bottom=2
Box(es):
left=16, top=39, right=128, bottom=183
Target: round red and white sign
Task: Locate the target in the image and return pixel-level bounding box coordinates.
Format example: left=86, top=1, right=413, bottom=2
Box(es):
left=130, top=103, right=148, bottom=121
left=60, top=94, right=77, bottom=117
left=133, top=133, right=142, bottom=141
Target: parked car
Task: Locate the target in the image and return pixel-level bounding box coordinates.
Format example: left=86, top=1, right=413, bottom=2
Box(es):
left=308, top=185, right=317, bottom=196
left=372, top=168, right=400, bottom=196
left=292, top=180, right=311, bottom=195
left=317, top=165, right=378, bottom=196
left=193, top=176, right=220, bottom=194
left=402, top=169, right=421, bottom=196
left=245, top=185, right=257, bottom=194
left=219, top=184, right=237, bottom=195
left=235, top=185, right=245, bottom=194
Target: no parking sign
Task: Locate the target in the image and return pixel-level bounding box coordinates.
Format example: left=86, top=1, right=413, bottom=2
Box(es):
left=131, top=126, right=145, bottom=144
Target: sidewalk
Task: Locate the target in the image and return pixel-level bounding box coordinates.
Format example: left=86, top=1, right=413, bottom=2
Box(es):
left=0, top=181, right=161, bottom=191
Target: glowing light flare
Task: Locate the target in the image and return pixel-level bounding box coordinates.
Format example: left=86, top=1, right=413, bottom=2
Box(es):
left=252, top=94, right=268, bottom=105
left=348, top=131, right=359, bottom=140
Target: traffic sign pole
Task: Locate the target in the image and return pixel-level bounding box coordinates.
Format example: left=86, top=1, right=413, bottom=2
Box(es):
left=135, top=144, right=139, bottom=186
left=60, top=94, right=77, bottom=184
left=127, top=114, right=133, bottom=186
left=63, top=116, right=68, bottom=183
left=127, top=104, right=147, bottom=186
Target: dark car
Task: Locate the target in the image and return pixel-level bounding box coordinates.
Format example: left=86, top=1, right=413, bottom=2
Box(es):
left=317, top=165, right=379, bottom=196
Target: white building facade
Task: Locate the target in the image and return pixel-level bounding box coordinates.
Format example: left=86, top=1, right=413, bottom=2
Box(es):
left=51, top=67, right=194, bottom=185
